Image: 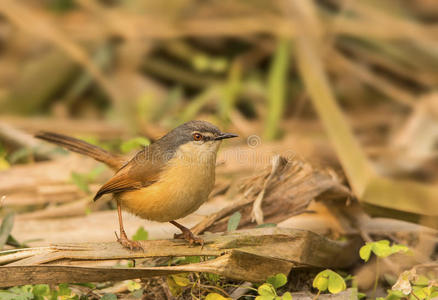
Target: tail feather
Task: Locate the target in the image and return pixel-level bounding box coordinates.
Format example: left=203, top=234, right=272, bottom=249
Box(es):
left=35, top=131, right=125, bottom=170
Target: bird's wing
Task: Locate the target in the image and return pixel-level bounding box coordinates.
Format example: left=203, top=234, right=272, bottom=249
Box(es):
left=93, top=146, right=166, bottom=201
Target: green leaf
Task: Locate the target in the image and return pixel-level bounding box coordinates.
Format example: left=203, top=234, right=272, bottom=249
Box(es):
left=372, top=240, right=393, bottom=258
left=313, top=270, right=346, bottom=294
left=0, top=285, right=34, bottom=300
left=413, top=275, right=429, bottom=286
left=126, top=280, right=141, bottom=292
left=313, top=270, right=330, bottom=292
left=430, top=290, right=438, bottom=299
left=0, top=213, right=15, bottom=250
left=205, top=272, right=220, bottom=283
left=0, top=291, right=18, bottom=300
left=132, top=226, right=148, bottom=241
left=282, top=292, right=293, bottom=300
left=258, top=283, right=276, bottom=297
left=412, top=286, right=427, bottom=300
left=327, top=271, right=347, bottom=294
left=32, top=284, right=50, bottom=296
left=58, top=283, right=71, bottom=296
left=101, top=293, right=117, bottom=300
left=255, top=296, right=275, bottom=300
left=171, top=273, right=190, bottom=287
left=120, top=137, right=150, bottom=154
left=267, top=273, right=288, bottom=289
left=391, top=244, right=410, bottom=255
left=167, top=276, right=183, bottom=296
left=359, top=244, right=372, bottom=262
left=388, top=289, right=408, bottom=299
left=205, top=292, right=232, bottom=300
left=227, top=211, right=241, bottom=232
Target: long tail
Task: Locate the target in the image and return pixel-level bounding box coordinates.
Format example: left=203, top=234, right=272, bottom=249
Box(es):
left=35, top=132, right=125, bottom=170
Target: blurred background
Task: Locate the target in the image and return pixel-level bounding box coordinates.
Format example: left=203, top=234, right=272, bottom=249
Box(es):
left=0, top=0, right=437, bottom=298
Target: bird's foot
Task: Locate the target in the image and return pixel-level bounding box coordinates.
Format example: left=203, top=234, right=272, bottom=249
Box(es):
left=174, top=229, right=204, bottom=247
left=115, top=231, right=143, bottom=251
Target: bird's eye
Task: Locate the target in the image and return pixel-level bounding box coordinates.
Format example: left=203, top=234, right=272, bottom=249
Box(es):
left=193, top=133, right=203, bottom=141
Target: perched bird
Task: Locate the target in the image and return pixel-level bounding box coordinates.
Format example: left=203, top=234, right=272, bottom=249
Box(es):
left=35, top=120, right=237, bottom=249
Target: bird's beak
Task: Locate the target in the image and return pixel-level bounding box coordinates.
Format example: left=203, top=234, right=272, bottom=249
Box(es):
left=215, top=133, right=238, bottom=140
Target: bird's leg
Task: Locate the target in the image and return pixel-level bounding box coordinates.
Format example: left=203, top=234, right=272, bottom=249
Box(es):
left=115, top=201, right=142, bottom=250
left=170, top=221, right=204, bottom=246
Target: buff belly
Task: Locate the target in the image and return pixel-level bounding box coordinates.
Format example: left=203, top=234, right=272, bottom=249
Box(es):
left=118, top=147, right=216, bottom=222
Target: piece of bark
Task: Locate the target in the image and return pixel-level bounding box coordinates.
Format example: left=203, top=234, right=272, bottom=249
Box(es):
left=0, top=228, right=360, bottom=286
left=0, top=251, right=292, bottom=287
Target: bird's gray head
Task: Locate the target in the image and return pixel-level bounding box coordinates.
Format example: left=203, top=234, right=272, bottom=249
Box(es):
left=157, top=120, right=238, bottom=155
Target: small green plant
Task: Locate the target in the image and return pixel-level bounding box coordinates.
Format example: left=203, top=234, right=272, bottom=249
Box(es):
left=125, top=280, right=143, bottom=298
left=0, top=283, right=78, bottom=300
left=205, top=292, right=231, bottom=300
left=167, top=273, right=192, bottom=297
left=255, top=273, right=292, bottom=300
left=385, top=270, right=438, bottom=300
left=126, top=280, right=141, bottom=292
left=131, top=226, right=148, bottom=241
left=207, top=273, right=293, bottom=300
left=312, top=269, right=347, bottom=299
left=359, top=240, right=410, bottom=262
left=360, top=240, right=411, bottom=298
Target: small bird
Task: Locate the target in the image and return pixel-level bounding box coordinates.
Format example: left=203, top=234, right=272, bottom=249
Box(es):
left=35, top=120, right=237, bottom=250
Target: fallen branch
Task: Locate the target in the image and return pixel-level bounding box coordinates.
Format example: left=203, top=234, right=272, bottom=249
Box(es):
left=0, top=227, right=360, bottom=287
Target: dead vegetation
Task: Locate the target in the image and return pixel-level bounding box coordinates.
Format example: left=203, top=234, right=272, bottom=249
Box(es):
left=0, top=0, right=437, bottom=299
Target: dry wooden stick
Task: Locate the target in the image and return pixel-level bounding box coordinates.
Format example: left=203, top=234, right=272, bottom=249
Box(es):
left=0, top=227, right=360, bottom=287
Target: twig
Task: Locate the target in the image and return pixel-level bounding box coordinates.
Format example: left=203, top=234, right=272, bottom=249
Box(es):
left=251, top=155, right=282, bottom=224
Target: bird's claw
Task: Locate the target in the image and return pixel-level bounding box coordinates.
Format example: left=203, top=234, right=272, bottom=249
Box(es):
left=115, top=231, right=144, bottom=251
left=174, top=230, right=204, bottom=247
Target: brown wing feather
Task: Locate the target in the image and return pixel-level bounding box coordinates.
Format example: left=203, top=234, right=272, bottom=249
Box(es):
left=93, top=146, right=166, bottom=201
